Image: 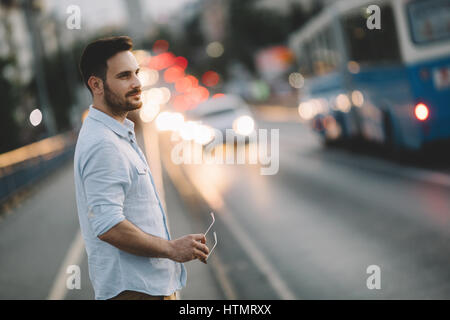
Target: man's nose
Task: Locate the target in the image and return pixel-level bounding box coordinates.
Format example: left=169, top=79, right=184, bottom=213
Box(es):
left=132, top=73, right=142, bottom=89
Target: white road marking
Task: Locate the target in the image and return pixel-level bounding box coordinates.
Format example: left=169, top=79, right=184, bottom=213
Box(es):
left=216, top=203, right=297, bottom=300
left=208, top=254, right=238, bottom=300
left=47, top=229, right=85, bottom=300
left=160, top=150, right=238, bottom=299
left=182, top=167, right=297, bottom=300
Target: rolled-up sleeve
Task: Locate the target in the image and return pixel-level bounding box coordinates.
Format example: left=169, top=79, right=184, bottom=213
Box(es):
left=81, top=142, right=131, bottom=237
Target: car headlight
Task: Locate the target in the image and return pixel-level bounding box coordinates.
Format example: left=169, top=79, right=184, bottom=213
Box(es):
left=155, top=111, right=184, bottom=132
left=179, top=121, right=198, bottom=141
left=233, top=115, right=255, bottom=136
left=194, top=124, right=215, bottom=145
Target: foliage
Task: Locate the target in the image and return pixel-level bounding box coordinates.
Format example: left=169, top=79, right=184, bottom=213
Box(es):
left=0, top=57, right=21, bottom=154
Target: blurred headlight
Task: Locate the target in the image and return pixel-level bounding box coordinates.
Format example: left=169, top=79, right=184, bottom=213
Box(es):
left=194, top=125, right=215, bottom=145
left=179, top=121, right=198, bottom=141
left=180, top=121, right=215, bottom=145
left=233, top=115, right=255, bottom=136
left=336, top=94, right=351, bottom=113
left=155, top=111, right=184, bottom=131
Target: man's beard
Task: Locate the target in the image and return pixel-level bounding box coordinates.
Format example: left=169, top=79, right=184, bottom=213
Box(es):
left=103, top=81, right=142, bottom=117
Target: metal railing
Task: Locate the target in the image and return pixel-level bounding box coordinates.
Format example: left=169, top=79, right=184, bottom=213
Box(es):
left=0, top=131, right=77, bottom=204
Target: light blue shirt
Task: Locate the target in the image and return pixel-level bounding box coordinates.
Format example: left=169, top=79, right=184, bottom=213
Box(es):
left=73, top=105, right=186, bottom=300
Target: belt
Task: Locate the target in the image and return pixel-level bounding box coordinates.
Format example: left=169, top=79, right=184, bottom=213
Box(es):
left=109, top=290, right=177, bottom=300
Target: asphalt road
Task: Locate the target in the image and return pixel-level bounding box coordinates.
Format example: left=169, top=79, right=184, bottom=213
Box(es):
left=172, top=118, right=450, bottom=299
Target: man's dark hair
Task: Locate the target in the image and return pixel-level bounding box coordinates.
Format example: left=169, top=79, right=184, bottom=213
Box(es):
left=79, top=36, right=133, bottom=94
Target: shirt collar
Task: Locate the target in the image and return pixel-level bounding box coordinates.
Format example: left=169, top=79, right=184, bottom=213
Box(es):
left=87, top=105, right=135, bottom=139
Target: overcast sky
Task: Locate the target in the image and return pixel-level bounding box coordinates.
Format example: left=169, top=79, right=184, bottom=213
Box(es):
left=43, top=0, right=196, bottom=31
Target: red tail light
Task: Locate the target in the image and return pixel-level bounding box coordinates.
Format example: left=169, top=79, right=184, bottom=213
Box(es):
left=415, top=103, right=429, bottom=121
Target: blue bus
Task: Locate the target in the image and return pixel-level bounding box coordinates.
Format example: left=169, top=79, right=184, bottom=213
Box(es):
left=289, top=0, right=450, bottom=152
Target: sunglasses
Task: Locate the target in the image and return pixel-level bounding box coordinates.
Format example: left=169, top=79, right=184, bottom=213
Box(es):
left=204, top=212, right=217, bottom=261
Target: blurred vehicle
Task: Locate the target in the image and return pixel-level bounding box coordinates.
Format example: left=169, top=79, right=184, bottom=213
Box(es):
left=184, top=94, right=257, bottom=146
left=289, top=0, right=450, bottom=152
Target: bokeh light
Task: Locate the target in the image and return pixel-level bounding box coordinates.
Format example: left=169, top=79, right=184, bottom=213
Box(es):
left=133, top=50, right=152, bottom=66
left=336, top=94, right=351, bottom=113
left=179, top=121, right=198, bottom=141
left=190, top=86, right=210, bottom=104
left=159, top=87, right=172, bottom=104
left=173, top=95, right=190, bottom=111
left=148, top=52, right=176, bottom=70
left=288, top=72, right=304, bottom=89
left=186, top=75, right=199, bottom=88
left=155, top=111, right=184, bottom=132
left=347, top=61, right=360, bottom=74
left=173, top=56, right=188, bottom=70
left=298, top=102, right=315, bottom=121
left=164, top=66, right=185, bottom=83
left=152, top=39, right=169, bottom=54
left=194, top=124, right=215, bottom=145
left=175, top=77, right=193, bottom=93
left=138, top=68, right=159, bottom=87
left=206, top=41, right=224, bottom=58
left=29, top=109, right=42, bottom=127
left=233, top=115, right=255, bottom=136
left=202, top=71, right=220, bottom=87
left=139, top=103, right=160, bottom=123
left=415, top=103, right=429, bottom=121
left=351, top=90, right=364, bottom=107
left=145, top=88, right=164, bottom=105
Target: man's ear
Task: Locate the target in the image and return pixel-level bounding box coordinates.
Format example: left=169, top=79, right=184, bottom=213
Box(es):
left=87, top=76, right=104, bottom=95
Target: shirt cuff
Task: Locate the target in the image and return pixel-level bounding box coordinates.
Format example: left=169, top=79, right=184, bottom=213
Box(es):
left=88, top=204, right=126, bottom=237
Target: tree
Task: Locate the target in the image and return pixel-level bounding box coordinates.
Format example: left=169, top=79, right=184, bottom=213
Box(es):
left=0, top=57, right=21, bottom=153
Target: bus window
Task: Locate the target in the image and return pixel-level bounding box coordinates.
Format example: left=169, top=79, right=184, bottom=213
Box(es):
left=323, top=27, right=340, bottom=73
left=342, top=4, right=401, bottom=65
left=299, top=41, right=314, bottom=77
left=407, top=0, right=450, bottom=45
left=312, top=35, right=325, bottom=75
left=311, top=28, right=340, bottom=76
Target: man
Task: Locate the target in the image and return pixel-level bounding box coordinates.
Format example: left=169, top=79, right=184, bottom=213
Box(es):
left=74, top=36, right=209, bottom=300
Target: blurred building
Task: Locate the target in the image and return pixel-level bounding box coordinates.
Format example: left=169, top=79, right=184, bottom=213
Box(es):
left=0, top=0, right=80, bottom=151
left=198, top=0, right=227, bottom=43
left=256, top=0, right=327, bottom=14
left=0, top=0, right=34, bottom=85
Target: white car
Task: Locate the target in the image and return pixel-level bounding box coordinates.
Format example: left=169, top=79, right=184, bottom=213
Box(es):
left=185, top=94, right=257, bottom=146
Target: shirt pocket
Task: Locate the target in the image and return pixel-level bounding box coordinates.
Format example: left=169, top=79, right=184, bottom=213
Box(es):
left=133, top=164, right=157, bottom=203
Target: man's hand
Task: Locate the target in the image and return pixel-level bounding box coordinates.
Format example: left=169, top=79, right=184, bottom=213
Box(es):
left=168, top=234, right=209, bottom=264
left=97, top=220, right=210, bottom=263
